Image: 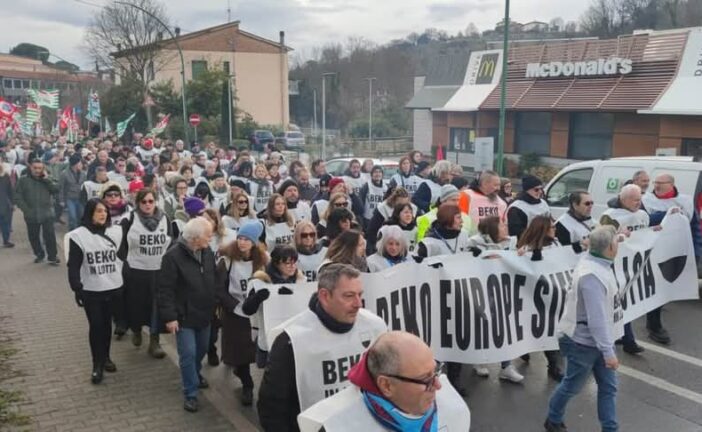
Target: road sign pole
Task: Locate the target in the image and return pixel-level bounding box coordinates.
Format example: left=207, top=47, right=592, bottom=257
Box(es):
left=194, top=125, right=198, bottom=144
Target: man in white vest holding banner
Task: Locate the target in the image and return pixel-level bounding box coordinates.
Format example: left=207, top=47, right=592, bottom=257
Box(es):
left=298, top=331, right=470, bottom=432
left=257, top=263, right=387, bottom=432
left=545, top=225, right=623, bottom=432
left=506, top=175, right=550, bottom=239
left=555, top=191, right=595, bottom=254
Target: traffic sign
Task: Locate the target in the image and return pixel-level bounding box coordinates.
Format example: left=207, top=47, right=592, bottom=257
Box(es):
left=189, top=114, right=201, bottom=126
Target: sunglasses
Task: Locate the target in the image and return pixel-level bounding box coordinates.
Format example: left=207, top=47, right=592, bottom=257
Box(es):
left=300, top=232, right=316, bottom=239
left=105, top=192, right=121, bottom=198
left=141, top=199, right=155, bottom=204
left=237, top=200, right=249, bottom=204
left=386, top=361, right=445, bottom=392
left=583, top=201, right=594, bottom=206
left=281, top=259, right=298, bottom=265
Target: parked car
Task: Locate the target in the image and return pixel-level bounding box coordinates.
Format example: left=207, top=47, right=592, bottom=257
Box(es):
left=275, top=131, right=306, bottom=150
left=249, top=130, right=275, bottom=151
left=325, top=157, right=399, bottom=184
left=545, top=156, right=702, bottom=220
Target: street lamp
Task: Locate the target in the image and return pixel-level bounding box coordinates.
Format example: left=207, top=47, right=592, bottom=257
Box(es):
left=365, top=77, right=376, bottom=147
left=321, top=72, right=336, bottom=160
left=114, top=1, right=189, bottom=145
left=228, top=74, right=236, bottom=147
left=496, top=0, right=511, bottom=176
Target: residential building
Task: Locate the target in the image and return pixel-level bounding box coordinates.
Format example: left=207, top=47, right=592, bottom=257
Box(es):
left=111, top=22, right=292, bottom=128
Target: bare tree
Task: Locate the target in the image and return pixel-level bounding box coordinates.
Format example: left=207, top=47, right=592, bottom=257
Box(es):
left=549, top=17, right=565, bottom=32
left=580, top=0, right=622, bottom=37
left=465, top=23, right=480, bottom=37
left=85, top=0, right=174, bottom=89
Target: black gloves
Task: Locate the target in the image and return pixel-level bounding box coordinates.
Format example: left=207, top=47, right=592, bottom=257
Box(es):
left=74, top=291, right=84, bottom=308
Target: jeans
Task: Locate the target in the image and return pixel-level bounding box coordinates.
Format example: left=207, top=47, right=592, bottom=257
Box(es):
left=25, top=218, right=57, bottom=260
left=0, top=212, right=11, bottom=244
left=83, top=289, right=121, bottom=367
left=176, top=325, right=211, bottom=400
left=66, top=199, right=84, bottom=231
left=548, top=336, right=618, bottom=432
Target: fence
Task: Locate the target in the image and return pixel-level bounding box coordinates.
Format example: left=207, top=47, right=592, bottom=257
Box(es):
left=300, top=136, right=413, bottom=160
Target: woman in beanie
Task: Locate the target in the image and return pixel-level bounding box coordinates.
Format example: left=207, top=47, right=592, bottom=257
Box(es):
left=100, top=181, right=132, bottom=226
left=359, top=165, right=388, bottom=230
left=120, top=189, right=171, bottom=359
left=506, top=175, right=550, bottom=239
left=260, top=193, right=295, bottom=252
left=244, top=244, right=305, bottom=368
left=366, top=225, right=409, bottom=272
left=294, top=221, right=327, bottom=282
left=222, top=191, right=257, bottom=232
left=172, top=196, right=206, bottom=238
left=216, top=220, right=268, bottom=405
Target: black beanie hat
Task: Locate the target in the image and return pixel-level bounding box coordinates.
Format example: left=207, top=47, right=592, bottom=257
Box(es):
left=277, top=179, right=299, bottom=195
left=522, top=175, right=543, bottom=192
left=69, top=153, right=82, bottom=167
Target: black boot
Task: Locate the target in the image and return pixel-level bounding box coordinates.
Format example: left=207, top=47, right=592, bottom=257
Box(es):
left=91, top=364, right=104, bottom=384
left=104, top=359, right=117, bottom=373
left=241, top=387, right=254, bottom=406
left=207, top=349, right=220, bottom=366
left=446, top=362, right=466, bottom=396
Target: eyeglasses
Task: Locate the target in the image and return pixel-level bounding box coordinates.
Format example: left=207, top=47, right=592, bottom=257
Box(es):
left=334, top=201, right=348, bottom=207
left=583, top=201, right=594, bottom=206
left=105, top=192, right=121, bottom=198
left=300, top=232, right=316, bottom=239
left=237, top=200, right=249, bottom=204
left=141, top=199, right=155, bottom=204
left=386, top=361, right=445, bottom=392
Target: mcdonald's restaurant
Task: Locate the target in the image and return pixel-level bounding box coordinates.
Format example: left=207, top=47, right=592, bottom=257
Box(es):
left=407, top=27, right=702, bottom=172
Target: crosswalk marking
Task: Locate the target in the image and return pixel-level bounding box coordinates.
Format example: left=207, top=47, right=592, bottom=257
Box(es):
left=636, top=341, right=702, bottom=369
left=619, top=365, right=702, bottom=406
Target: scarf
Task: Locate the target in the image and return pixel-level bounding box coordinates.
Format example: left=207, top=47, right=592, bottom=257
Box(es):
left=362, top=390, right=438, bottom=432
left=656, top=187, right=677, bottom=200
left=108, top=200, right=128, bottom=217
left=136, top=207, right=164, bottom=232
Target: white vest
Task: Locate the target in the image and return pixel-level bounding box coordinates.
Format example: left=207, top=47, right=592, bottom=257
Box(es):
left=298, top=247, right=328, bottom=282
left=82, top=181, right=104, bottom=200
left=402, top=226, right=419, bottom=253
left=65, top=226, right=123, bottom=292
left=363, top=182, right=388, bottom=220
left=312, top=200, right=329, bottom=223
left=507, top=198, right=551, bottom=225
left=601, top=207, right=650, bottom=232
left=426, top=180, right=442, bottom=206
left=265, top=220, right=294, bottom=251
left=210, top=228, right=237, bottom=253
left=344, top=175, right=366, bottom=196
left=298, top=375, right=471, bottom=432
left=642, top=192, right=694, bottom=221
left=283, top=309, right=387, bottom=411
left=366, top=253, right=407, bottom=272
left=228, top=259, right=254, bottom=317
left=250, top=180, right=274, bottom=213
left=107, top=172, right=129, bottom=195
left=291, top=201, right=312, bottom=223
left=420, top=231, right=472, bottom=256
left=556, top=212, right=595, bottom=244
left=110, top=207, right=132, bottom=226
left=136, top=146, right=158, bottom=161
left=390, top=173, right=423, bottom=197
left=211, top=188, right=230, bottom=213
left=126, top=212, right=171, bottom=270
left=222, top=214, right=257, bottom=232
left=559, top=255, right=623, bottom=339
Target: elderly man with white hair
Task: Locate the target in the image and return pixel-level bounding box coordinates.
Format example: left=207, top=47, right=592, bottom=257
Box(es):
left=412, top=160, right=453, bottom=213
left=545, top=225, right=622, bottom=432
left=158, top=217, right=219, bottom=413
left=298, top=331, right=470, bottom=431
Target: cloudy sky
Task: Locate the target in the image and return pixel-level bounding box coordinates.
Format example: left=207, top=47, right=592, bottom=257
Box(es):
left=4, top=0, right=589, bottom=69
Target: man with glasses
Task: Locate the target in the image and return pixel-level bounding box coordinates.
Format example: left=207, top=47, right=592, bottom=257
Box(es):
left=555, top=191, right=596, bottom=254
left=258, top=263, right=387, bottom=432
left=507, top=175, right=551, bottom=240
left=298, top=331, right=471, bottom=431
left=641, top=174, right=702, bottom=345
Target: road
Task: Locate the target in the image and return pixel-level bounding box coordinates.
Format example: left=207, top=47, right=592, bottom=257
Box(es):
left=1, top=212, right=702, bottom=431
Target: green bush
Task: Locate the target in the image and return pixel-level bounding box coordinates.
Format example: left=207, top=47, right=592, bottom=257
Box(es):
left=519, top=152, right=542, bottom=175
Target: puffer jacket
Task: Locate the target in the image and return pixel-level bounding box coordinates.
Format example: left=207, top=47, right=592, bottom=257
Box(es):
left=15, top=172, right=59, bottom=222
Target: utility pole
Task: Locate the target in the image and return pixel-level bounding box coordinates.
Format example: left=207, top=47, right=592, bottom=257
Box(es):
left=497, top=0, right=511, bottom=176
left=228, top=74, right=234, bottom=148
left=321, top=72, right=336, bottom=160
left=312, top=88, right=317, bottom=142
left=365, top=77, right=376, bottom=147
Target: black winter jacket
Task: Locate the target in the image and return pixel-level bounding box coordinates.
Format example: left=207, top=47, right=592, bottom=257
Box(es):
left=158, top=240, right=219, bottom=329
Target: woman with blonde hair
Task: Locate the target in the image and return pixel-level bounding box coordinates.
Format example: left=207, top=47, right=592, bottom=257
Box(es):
left=222, top=191, right=257, bottom=232
left=316, top=192, right=352, bottom=238
left=202, top=208, right=237, bottom=252
left=261, top=193, right=294, bottom=252
left=294, top=221, right=327, bottom=281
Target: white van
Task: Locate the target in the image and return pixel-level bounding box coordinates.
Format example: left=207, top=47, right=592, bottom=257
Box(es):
left=545, top=157, right=702, bottom=219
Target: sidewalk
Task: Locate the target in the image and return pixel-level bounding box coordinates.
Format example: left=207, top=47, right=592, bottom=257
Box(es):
left=0, top=214, right=244, bottom=431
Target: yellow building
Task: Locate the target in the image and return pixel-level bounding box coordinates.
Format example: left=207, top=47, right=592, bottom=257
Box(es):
left=112, top=22, right=291, bottom=128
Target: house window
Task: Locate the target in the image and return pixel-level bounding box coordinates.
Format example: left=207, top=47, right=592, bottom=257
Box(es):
left=22, top=80, right=29, bottom=89
left=449, top=128, right=472, bottom=153
left=191, top=60, right=207, bottom=79
left=31, top=81, right=39, bottom=89
left=13, top=80, right=21, bottom=89
left=3, top=79, right=12, bottom=89
left=516, top=112, right=551, bottom=156
left=569, top=113, right=614, bottom=159
left=223, top=61, right=230, bottom=75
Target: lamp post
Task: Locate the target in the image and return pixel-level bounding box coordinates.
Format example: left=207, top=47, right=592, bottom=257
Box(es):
left=228, top=74, right=235, bottom=148
left=496, top=0, right=511, bottom=176
left=114, top=1, right=189, bottom=145
left=365, top=77, right=376, bottom=147
left=321, top=72, right=336, bottom=160
left=312, top=88, right=317, bottom=142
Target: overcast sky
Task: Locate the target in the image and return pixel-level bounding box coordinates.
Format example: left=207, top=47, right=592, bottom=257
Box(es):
left=3, top=0, right=589, bottom=69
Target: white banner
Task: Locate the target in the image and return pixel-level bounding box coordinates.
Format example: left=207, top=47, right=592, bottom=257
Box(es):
left=257, top=280, right=318, bottom=349
left=261, top=213, right=698, bottom=363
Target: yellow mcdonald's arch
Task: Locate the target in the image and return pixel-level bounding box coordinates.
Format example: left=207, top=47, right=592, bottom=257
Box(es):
left=478, top=58, right=496, bottom=78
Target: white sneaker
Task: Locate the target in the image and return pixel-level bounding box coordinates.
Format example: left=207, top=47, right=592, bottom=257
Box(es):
left=499, top=365, right=524, bottom=383
left=474, top=366, right=490, bottom=377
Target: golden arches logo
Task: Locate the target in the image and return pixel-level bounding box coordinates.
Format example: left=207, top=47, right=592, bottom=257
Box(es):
left=475, top=53, right=499, bottom=84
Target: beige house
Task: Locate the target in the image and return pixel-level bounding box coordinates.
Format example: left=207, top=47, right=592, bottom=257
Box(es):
left=112, top=22, right=291, bottom=128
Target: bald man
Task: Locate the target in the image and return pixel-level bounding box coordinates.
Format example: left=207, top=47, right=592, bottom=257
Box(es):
left=298, top=331, right=471, bottom=431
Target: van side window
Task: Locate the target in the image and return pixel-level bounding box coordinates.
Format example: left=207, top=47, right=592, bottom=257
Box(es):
left=546, top=168, right=594, bottom=207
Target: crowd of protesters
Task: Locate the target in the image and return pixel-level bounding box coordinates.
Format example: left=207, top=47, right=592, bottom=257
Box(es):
left=0, top=128, right=699, bottom=432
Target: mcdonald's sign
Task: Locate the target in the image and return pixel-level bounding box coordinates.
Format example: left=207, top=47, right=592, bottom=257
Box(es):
left=476, top=53, right=499, bottom=84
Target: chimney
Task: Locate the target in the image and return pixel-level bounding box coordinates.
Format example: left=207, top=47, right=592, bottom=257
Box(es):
left=279, top=31, right=285, bottom=51
left=175, top=27, right=181, bottom=37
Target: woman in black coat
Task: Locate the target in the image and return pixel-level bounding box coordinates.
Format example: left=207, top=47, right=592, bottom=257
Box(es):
left=0, top=161, right=14, bottom=247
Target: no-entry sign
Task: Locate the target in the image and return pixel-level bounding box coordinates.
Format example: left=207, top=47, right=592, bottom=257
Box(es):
left=189, top=114, right=201, bottom=126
